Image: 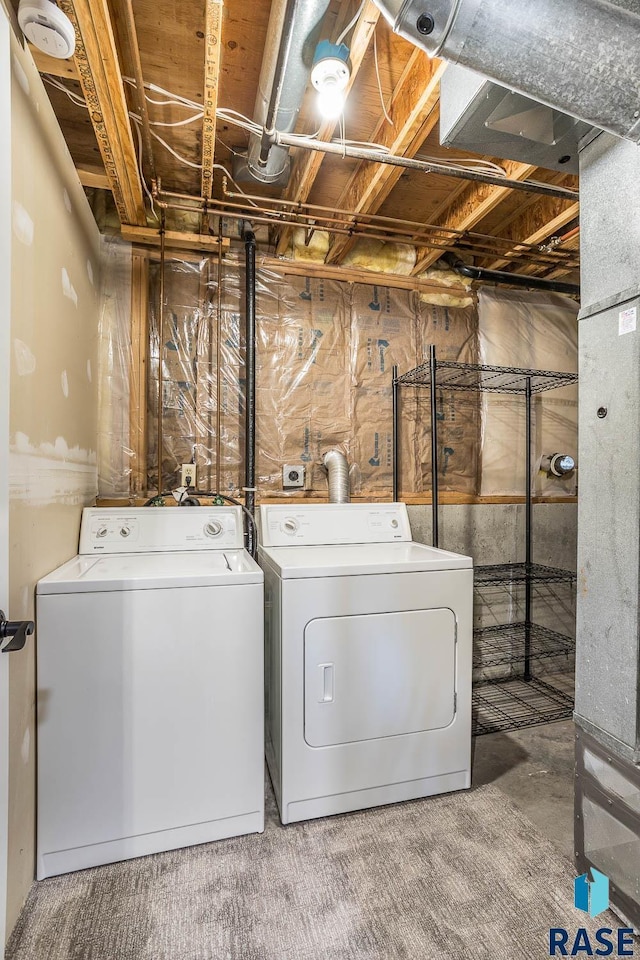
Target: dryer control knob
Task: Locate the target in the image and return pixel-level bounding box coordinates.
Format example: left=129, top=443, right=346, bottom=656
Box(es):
left=282, top=518, right=299, bottom=535
left=390, top=518, right=399, bottom=528
left=96, top=526, right=108, bottom=538
left=120, top=526, right=131, bottom=538
left=204, top=520, right=223, bottom=538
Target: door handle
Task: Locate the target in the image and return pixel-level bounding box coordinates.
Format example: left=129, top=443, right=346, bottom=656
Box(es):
left=319, top=663, right=334, bottom=703
left=0, top=611, right=34, bottom=653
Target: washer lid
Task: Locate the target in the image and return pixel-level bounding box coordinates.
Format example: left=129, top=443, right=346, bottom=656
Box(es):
left=258, top=541, right=472, bottom=578
left=37, top=549, right=263, bottom=594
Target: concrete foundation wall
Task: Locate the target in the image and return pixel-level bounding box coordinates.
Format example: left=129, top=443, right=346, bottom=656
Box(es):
left=409, top=502, right=578, bottom=677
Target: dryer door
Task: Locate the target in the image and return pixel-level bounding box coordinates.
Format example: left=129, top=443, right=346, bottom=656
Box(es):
left=304, top=608, right=456, bottom=748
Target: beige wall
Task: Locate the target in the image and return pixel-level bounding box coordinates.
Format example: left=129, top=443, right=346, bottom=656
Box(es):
left=7, top=35, right=100, bottom=937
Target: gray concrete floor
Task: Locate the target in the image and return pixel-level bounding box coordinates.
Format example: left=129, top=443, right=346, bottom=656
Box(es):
left=472, top=719, right=575, bottom=859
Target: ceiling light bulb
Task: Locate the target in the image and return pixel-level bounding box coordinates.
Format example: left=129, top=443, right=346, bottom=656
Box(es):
left=311, top=40, right=351, bottom=120
left=317, top=83, right=345, bottom=120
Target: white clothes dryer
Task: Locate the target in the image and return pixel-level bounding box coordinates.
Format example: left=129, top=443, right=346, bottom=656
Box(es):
left=258, top=502, right=472, bottom=824
left=36, top=506, right=264, bottom=878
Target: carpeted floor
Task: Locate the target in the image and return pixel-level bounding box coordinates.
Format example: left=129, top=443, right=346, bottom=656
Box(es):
left=6, top=781, right=607, bottom=960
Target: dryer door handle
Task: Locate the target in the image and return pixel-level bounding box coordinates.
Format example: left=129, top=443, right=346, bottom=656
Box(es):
left=318, top=663, right=334, bottom=703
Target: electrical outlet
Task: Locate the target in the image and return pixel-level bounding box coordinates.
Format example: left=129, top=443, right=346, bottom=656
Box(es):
left=282, top=464, right=305, bottom=488
left=181, top=463, right=196, bottom=488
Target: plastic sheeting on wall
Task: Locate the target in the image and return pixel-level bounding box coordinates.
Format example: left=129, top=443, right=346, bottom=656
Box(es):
left=138, top=252, right=480, bottom=498
left=478, top=288, right=579, bottom=498
left=97, top=236, right=132, bottom=498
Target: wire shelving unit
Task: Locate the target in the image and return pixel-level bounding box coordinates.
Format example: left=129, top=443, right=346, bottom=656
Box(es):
left=392, top=346, right=578, bottom=736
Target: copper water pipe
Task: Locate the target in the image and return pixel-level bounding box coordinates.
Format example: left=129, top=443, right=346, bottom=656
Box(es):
left=120, top=0, right=156, bottom=182
left=157, top=213, right=165, bottom=494
left=152, top=184, right=578, bottom=268
left=148, top=197, right=577, bottom=269
left=215, top=218, right=223, bottom=493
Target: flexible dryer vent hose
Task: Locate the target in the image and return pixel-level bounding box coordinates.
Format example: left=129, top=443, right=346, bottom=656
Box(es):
left=322, top=449, right=350, bottom=504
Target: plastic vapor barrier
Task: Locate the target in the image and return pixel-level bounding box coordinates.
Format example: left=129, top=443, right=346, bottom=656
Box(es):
left=478, top=288, right=578, bottom=498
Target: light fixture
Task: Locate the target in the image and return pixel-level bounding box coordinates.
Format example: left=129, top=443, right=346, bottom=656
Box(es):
left=18, top=0, right=75, bottom=60
left=311, top=40, right=351, bottom=120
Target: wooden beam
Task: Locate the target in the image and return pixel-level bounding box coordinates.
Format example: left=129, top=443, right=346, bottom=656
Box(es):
left=28, top=44, right=80, bottom=80
left=129, top=252, right=149, bottom=496
left=98, top=493, right=577, bottom=507
left=76, top=163, right=110, bottom=190
left=201, top=0, right=224, bottom=200
left=484, top=199, right=580, bottom=272
left=121, top=225, right=231, bottom=253
left=274, top=1, right=381, bottom=257
left=325, top=53, right=446, bottom=265
left=412, top=159, right=539, bottom=275
left=260, top=254, right=472, bottom=299
left=59, top=0, right=146, bottom=225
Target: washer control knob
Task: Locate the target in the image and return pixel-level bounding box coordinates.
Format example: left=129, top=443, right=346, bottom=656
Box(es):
left=390, top=518, right=399, bottom=529
left=120, top=526, right=131, bottom=538
left=283, top=518, right=299, bottom=535
left=204, top=520, right=223, bottom=538
left=96, top=526, right=108, bottom=539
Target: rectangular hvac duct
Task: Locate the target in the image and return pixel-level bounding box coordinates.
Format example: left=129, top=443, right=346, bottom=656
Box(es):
left=440, top=64, right=596, bottom=175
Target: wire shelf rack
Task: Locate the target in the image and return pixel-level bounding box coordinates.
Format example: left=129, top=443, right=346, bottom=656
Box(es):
left=396, top=360, right=578, bottom=394
left=474, top=562, right=577, bottom=586
left=473, top=675, right=575, bottom=736
left=474, top=622, right=574, bottom=669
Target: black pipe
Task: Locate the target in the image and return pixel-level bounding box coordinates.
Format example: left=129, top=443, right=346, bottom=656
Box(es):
left=259, top=0, right=299, bottom=166
left=429, top=345, right=440, bottom=549
left=392, top=365, right=399, bottom=502
left=243, top=229, right=257, bottom=556
left=524, top=377, right=533, bottom=682
left=444, top=254, right=580, bottom=296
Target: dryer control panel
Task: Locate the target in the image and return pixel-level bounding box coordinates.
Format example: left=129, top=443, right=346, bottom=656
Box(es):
left=260, top=503, right=412, bottom=547
left=79, top=507, right=243, bottom=553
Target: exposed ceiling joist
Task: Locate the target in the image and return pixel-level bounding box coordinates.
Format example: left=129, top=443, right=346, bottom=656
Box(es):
left=274, top=0, right=381, bottom=258
left=59, top=0, right=146, bottom=225
left=324, top=51, right=446, bottom=265
left=201, top=0, right=223, bottom=200
left=412, top=159, right=539, bottom=275
left=484, top=199, right=580, bottom=272
left=76, top=163, right=110, bottom=189
left=28, top=44, right=79, bottom=80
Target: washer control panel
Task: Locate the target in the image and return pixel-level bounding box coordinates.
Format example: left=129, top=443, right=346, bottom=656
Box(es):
left=260, top=503, right=411, bottom=547
left=79, top=507, right=243, bottom=554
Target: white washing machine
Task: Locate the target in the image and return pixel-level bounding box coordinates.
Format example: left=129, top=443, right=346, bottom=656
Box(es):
left=259, top=502, right=473, bottom=824
left=36, top=506, right=264, bottom=879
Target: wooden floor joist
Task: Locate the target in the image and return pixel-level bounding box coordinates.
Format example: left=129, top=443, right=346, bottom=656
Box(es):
left=28, top=44, right=80, bottom=80
left=325, top=52, right=446, bottom=265
left=201, top=0, right=224, bottom=201
left=411, top=160, right=540, bottom=276
left=274, top=0, right=381, bottom=258
left=76, top=163, right=111, bottom=190
left=485, top=199, right=580, bottom=273
left=59, top=0, right=146, bottom=225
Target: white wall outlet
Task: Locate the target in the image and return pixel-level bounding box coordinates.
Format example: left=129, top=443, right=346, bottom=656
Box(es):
left=282, top=464, right=305, bottom=488
left=181, top=463, right=196, bottom=488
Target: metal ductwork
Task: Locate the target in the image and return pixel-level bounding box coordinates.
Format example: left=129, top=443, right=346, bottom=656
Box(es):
left=372, top=0, right=640, bottom=143
left=236, top=0, right=330, bottom=185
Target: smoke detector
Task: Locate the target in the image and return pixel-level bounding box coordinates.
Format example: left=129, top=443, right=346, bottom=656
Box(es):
left=18, top=0, right=75, bottom=60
